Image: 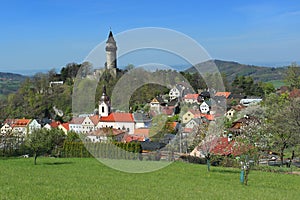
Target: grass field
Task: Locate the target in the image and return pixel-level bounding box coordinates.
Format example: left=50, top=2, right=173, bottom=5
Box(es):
left=267, top=80, right=286, bottom=89
left=1, top=158, right=299, bottom=200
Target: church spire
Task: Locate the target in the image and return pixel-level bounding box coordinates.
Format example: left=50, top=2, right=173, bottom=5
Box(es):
left=99, top=85, right=111, bottom=117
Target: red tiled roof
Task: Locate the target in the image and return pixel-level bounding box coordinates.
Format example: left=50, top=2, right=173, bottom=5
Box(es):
left=100, top=113, right=134, bottom=122
left=183, top=93, right=199, bottom=100
left=89, top=115, right=100, bottom=125
left=50, top=121, right=61, bottom=128
left=123, top=134, right=146, bottom=143
left=215, top=92, right=231, bottom=99
left=12, top=119, right=31, bottom=127
left=88, top=128, right=126, bottom=136
left=60, top=123, right=69, bottom=131
left=69, top=117, right=85, bottom=124
left=201, top=113, right=214, bottom=121
left=134, top=128, right=150, bottom=137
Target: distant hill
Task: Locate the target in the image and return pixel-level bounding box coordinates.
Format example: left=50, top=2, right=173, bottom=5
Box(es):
left=185, top=59, right=287, bottom=82
left=0, top=72, right=27, bottom=98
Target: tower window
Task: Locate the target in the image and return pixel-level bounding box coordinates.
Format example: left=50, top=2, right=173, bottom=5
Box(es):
left=102, top=106, right=105, bottom=113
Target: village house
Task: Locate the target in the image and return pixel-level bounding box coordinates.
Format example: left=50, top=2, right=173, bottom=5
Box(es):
left=225, top=104, right=245, bottom=120
left=228, top=115, right=260, bottom=135
left=183, top=93, right=199, bottom=104
left=82, top=115, right=99, bottom=133
left=185, top=118, right=202, bottom=129
left=169, top=82, right=193, bottom=100
left=199, top=100, right=211, bottom=114
left=97, top=113, right=135, bottom=134
left=149, top=96, right=165, bottom=113
left=133, top=113, right=152, bottom=129
left=69, top=117, right=85, bottom=133
left=1, top=123, right=12, bottom=134
left=182, top=109, right=201, bottom=124
left=86, top=128, right=127, bottom=143
left=240, top=98, right=262, bottom=107
left=122, top=133, right=148, bottom=143
left=134, top=128, right=150, bottom=138
left=0, top=119, right=18, bottom=134
left=11, top=119, right=32, bottom=135
left=58, top=123, right=69, bottom=135
left=198, top=91, right=210, bottom=101
left=190, top=137, right=247, bottom=158
left=28, top=119, right=42, bottom=134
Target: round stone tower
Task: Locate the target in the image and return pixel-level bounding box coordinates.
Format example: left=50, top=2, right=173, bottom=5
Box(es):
left=105, top=30, right=117, bottom=69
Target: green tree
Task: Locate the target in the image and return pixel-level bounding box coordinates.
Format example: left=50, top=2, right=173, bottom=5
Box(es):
left=26, top=129, right=65, bottom=165
left=284, top=62, right=300, bottom=89
left=263, top=93, right=299, bottom=166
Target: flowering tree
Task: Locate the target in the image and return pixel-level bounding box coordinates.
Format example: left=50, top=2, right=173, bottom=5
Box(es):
left=194, top=120, right=223, bottom=171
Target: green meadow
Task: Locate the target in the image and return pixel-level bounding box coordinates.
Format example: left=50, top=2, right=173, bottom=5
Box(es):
left=0, top=158, right=299, bottom=200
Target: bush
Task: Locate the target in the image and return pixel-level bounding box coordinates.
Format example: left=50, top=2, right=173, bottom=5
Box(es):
left=179, top=155, right=206, bottom=164
left=253, top=165, right=295, bottom=173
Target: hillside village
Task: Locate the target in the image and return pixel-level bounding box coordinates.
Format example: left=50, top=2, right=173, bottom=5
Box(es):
left=1, top=31, right=300, bottom=165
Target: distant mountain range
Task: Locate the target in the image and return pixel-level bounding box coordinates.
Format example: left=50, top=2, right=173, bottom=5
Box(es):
left=0, top=72, right=27, bottom=80
left=185, top=59, right=287, bottom=82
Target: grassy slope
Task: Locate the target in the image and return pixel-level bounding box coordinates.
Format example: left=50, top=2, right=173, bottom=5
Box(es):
left=1, top=158, right=299, bottom=200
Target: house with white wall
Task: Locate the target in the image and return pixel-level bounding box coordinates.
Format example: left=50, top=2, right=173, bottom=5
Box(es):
left=12, top=119, right=31, bottom=135
left=28, top=119, right=41, bottom=134
left=97, top=113, right=135, bottom=134
left=200, top=101, right=211, bottom=114
left=69, top=117, right=85, bottom=133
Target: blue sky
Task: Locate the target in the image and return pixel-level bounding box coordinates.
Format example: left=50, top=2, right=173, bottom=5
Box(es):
left=0, top=0, right=300, bottom=74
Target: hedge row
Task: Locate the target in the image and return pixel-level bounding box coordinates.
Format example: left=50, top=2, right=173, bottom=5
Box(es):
left=62, top=141, right=142, bottom=160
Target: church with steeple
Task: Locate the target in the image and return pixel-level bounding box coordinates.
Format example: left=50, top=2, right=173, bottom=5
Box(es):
left=98, top=85, right=111, bottom=117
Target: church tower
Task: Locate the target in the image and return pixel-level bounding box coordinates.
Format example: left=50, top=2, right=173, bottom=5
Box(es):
left=99, top=86, right=111, bottom=117
left=105, top=30, right=117, bottom=70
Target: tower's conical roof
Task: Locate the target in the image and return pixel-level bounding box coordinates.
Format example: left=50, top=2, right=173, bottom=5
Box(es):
left=106, top=31, right=116, bottom=43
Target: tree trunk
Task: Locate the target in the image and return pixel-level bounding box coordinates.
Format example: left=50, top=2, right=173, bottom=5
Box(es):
left=206, top=155, right=210, bottom=172
left=244, top=167, right=250, bottom=185
left=34, top=153, right=38, bottom=165
left=207, top=159, right=211, bottom=172
left=280, top=144, right=286, bottom=167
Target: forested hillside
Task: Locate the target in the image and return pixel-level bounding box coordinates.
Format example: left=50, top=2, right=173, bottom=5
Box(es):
left=0, top=72, right=26, bottom=99
left=186, top=59, right=287, bottom=82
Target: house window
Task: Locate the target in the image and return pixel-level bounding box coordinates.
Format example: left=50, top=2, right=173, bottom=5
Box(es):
left=102, top=106, right=105, bottom=113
